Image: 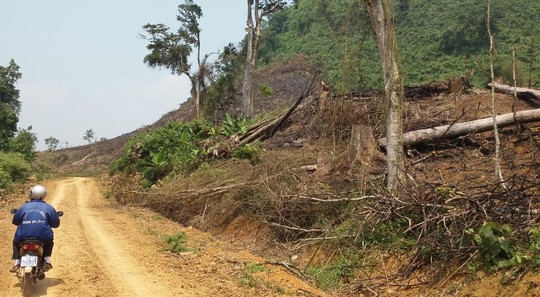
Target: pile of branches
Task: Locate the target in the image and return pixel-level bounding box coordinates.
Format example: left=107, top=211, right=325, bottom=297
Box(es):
left=243, top=138, right=540, bottom=294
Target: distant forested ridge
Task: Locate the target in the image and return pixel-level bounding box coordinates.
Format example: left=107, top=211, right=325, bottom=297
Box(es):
left=257, top=0, right=540, bottom=92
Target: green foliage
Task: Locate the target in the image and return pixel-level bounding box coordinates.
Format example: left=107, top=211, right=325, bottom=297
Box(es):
left=204, top=43, right=242, bottom=119
left=358, top=219, right=415, bottom=249
left=245, top=262, right=266, bottom=273
left=0, top=59, right=22, bottom=151
left=232, top=142, right=262, bottom=165
left=45, top=136, right=60, bottom=152
left=0, top=104, right=18, bottom=151
left=111, top=121, right=215, bottom=187
left=258, top=0, right=540, bottom=91
left=83, top=129, right=94, bottom=144
left=474, top=222, right=513, bottom=267
left=435, top=186, right=456, bottom=199
left=141, top=0, right=202, bottom=83
left=258, top=83, right=274, bottom=96
left=307, top=253, right=361, bottom=290
left=220, top=114, right=251, bottom=137
left=0, top=170, right=12, bottom=190
left=163, top=232, right=188, bottom=253
left=527, top=228, right=540, bottom=267
left=0, top=59, right=22, bottom=114
left=10, top=127, right=37, bottom=161
left=0, top=152, right=31, bottom=190
left=238, top=262, right=284, bottom=293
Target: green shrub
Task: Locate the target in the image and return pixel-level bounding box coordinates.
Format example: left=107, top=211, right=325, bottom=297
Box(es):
left=474, top=221, right=513, bottom=267
left=307, top=253, right=361, bottom=290
left=163, top=232, right=188, bottom=253
left=0, top=169, right=13, bottom=190
left=220, top=114, right=251, bottom=137
left=245, top=262, right=266, bottom=273
left=258, top=83, right=274, bottom=96
left=111, top=121, right=215, bottom=187
left=232, top=143, right=262, bottom=165
left=0, top=152, right=31, bottom=190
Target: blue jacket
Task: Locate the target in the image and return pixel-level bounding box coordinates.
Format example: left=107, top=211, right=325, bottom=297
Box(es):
left=12, top=199, right=60, bottom=242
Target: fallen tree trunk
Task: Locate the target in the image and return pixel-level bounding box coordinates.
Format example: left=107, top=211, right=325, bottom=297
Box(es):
left=379, top=109, right=540, bottom=147
left=488, top=82, right=540, bottom=100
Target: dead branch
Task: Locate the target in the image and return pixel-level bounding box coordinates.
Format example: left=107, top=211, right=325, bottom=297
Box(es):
left=128, top=182, right=249, bottom=199
left=269, top=71, right=318, bottom=137
left=69, top=152, right=95, bottom=166
left=488, top=82, right=540, bottom=100
left=229, top=71, right=318, bottom=148
left=285, top=194, right=382, bottom=203
left=379, top=108, right=540, bottom=147
left=264, top=220, right=325, bottom=233
left=264, top=260, right=312, bottom=282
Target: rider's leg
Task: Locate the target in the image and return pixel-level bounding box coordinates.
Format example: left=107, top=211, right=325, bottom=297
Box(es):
left=12, top=241, right=20, bottom=263
left=43, top=241, right=54, bottom=270
left=42, top=241, right=54, bottom=262
left=9, top=241, right=20, bottom=272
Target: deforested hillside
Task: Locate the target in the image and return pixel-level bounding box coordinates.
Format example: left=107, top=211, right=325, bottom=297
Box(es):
left=24, top=1, right=540, bottom=295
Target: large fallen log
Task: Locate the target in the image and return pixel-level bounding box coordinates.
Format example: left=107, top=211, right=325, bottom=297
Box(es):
left=488, top=82, right=540, bottom=100
left=379, top=109, right=540, bottom=147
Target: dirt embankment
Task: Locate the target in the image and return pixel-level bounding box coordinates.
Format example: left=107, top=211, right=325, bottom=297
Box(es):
left=0, top=178, right=325, bottom=297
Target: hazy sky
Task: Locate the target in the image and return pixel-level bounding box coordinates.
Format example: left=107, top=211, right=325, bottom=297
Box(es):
left=0, top=1, right=246, bottom=151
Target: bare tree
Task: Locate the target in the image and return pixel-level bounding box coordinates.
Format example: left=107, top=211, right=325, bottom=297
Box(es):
left=487, top=0, right=504, bottom=185
left=242, top=0, right=283, bottom=118
left=363, top=0, right=406, bottom=192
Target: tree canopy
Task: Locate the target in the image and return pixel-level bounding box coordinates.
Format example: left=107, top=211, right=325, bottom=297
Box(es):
left=141, top=0, right=205, bottom=118
left=0, top=59, right=22, bottom=151
left=257, top=0, right=540, bottom=92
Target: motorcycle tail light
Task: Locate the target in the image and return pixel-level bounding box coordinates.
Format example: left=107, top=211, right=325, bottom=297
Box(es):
left=23, top=243, right=38, bottom=251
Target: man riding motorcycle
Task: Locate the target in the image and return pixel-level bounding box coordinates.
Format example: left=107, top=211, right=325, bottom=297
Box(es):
left=10, top=185, right=60, bottom=273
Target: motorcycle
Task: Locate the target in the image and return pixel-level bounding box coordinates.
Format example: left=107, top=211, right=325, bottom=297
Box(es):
left=10, top=208, right=63, bottom=297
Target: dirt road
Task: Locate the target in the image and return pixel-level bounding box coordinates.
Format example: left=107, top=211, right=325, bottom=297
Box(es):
left=0, top=177, right=325, bottom=297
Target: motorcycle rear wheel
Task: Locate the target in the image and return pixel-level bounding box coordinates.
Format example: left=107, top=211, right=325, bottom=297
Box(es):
left=22, top=272, right=32, bottom=297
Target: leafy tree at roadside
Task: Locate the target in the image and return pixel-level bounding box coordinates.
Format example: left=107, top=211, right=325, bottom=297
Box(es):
left=0, top=59, right=22, bottom=151
left=0, top=152, right=31, bottom=190
left=10, top=127, right=37, bottom=161
left=0, top=60, right=34, bottom=191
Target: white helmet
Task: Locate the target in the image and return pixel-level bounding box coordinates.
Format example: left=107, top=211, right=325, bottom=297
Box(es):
left=29, top=185, right=47, bottom=200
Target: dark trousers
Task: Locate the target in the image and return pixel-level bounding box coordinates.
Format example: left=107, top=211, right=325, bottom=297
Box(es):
left=12, top=240, right=54, bottom=260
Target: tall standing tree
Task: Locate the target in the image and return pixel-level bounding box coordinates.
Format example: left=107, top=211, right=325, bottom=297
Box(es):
left=45, top=136, right=60, bottom=152
left=242, top=0, right=284, bottom=118
left=83, top=129, right=95, bottom=144
left=141, top=0, right=204, bottom=119
left=363, top=0, right=406, bottom=193
left=0, top=59, right=22, bottom=151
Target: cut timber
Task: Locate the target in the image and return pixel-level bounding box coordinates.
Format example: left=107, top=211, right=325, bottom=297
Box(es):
left=379, top=109, right=540, bottom=147
left=488, top=82, right=540, bottom=100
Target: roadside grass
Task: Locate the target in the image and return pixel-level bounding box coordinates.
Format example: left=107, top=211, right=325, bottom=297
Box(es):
left=238, top=262, right=285, bottom=294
